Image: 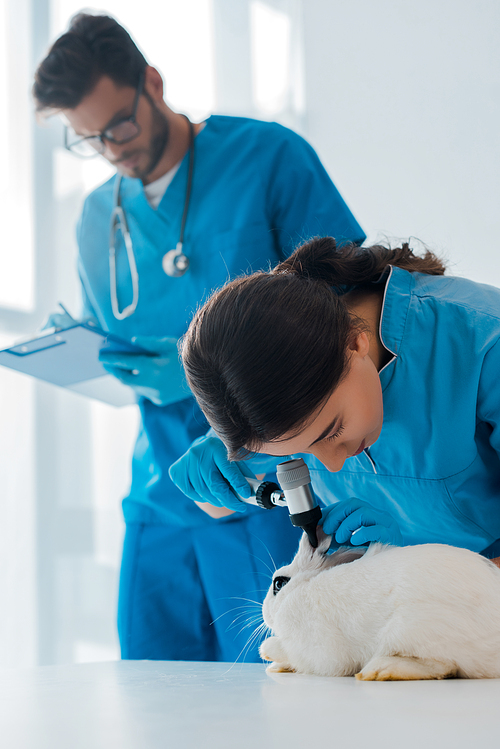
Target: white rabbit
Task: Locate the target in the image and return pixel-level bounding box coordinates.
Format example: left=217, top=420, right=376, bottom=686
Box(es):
left=259, top=530, right=500, bottom=680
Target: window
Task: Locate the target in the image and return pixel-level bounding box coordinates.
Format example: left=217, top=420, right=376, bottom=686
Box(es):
left=0, top=0, right=34, bottom=311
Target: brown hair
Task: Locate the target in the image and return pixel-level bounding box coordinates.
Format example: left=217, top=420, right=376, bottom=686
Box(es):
left=33, top=13, right=148, bottom=113
left=182, top=237, right=446, bottom=460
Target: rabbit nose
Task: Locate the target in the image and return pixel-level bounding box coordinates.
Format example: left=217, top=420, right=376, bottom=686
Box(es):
left=273, top=576, right=290, bottom=595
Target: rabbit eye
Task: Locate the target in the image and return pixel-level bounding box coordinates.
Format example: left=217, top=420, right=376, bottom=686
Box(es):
left=273, top=576, right=290, bottom=595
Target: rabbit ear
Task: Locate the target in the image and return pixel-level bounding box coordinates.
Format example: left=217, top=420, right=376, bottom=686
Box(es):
left=325, top=547, right=366, bottom=567
left=294, top=529, right=334, bottom=572
left=297, top=526, right=331, bottom=555
left=294, top=528, right=366, bottom=573
left=296, top=531, right=313, bottom=554
left=315, top=526, right=332, bottom=554
left=293, top=533, right=316, bottom=568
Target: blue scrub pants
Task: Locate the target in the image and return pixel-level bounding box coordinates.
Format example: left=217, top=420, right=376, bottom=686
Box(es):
left=118, top=508, right=302, bottom=662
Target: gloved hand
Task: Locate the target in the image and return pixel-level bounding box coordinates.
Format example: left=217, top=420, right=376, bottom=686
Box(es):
left=41, top=311, right=77, bottom=330
left=98, top=335, right=190, bottom=407
left=41, top=311, right=98, bottom=331
left=169, top=434, right=254, bottom=513
left=320, top=498, right=403, bottom=547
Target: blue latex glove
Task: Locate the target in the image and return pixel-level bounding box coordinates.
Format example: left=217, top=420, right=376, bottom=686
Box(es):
left=41, top=311, right=98, bottom=331
left=320, top=498, right=403, bottom=547
left=98, top=335, right=190, bottom=407
left=41, top=312, right=77, bottom=330
left=169, top=434, right=254, bottom=513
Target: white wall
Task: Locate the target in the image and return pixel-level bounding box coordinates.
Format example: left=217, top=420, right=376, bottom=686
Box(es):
left=300, top=0, right=500, bottom=284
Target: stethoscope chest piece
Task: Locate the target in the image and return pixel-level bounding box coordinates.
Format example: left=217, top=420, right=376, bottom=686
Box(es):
left=162, top=242, right=190, bottom=277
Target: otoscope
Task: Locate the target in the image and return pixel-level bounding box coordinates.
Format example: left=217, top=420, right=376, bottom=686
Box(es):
left=238, top=458, right=322, bottom=548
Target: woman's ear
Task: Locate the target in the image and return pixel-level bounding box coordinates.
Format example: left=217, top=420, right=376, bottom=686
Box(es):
left=348, top=330, right=370, bottom=357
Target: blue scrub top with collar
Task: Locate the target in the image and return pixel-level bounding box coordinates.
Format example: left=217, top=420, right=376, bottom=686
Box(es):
left=304, top=266, right=500, bottom=553
left=76, top=114, right=366, bottom=527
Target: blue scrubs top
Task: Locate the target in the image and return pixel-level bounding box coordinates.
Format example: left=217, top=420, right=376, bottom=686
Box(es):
left=304, top=266, right=500, bottom=552
left=77, top=115, right=365, bottom=527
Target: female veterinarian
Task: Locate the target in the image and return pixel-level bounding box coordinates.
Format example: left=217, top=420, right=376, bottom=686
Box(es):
left=170, top=237, right=500, bottom=565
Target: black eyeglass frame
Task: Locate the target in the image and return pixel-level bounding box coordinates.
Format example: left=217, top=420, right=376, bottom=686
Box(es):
left=64, top=72, right=145, bottom=158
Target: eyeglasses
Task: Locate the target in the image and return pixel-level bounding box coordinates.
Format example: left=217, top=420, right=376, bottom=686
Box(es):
left=64, top=73, right=144, bottom=158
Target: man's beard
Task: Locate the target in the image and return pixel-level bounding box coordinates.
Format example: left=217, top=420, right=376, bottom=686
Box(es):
left=133, top=101, right=170, bottom=181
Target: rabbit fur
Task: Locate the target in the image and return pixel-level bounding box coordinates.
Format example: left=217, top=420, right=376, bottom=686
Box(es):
left=259, top=530, right=500, bottom=680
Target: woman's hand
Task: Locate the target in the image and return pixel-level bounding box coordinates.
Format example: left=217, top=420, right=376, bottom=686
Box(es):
left=169, top=434, right=253, bottom=513
left=320, top=498, right=403, bottom=547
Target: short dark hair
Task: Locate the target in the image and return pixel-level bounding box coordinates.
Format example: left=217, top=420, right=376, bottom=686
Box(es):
left=33, top=13, right=148, bottom=112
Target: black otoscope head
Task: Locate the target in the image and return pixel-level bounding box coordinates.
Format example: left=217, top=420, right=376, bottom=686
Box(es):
left=290, top=505, right=323, bottom=548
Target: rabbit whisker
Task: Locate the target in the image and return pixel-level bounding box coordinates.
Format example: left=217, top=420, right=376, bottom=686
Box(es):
left=209, top=603, right=261, bottom=626
left=222, top=620, right=269, bottom=675
left=248, top=533, right=278, bottom=573
left=225, top=612, right=262, bottom=635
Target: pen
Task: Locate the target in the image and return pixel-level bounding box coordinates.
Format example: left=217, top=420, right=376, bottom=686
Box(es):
left=58, top=302, right=75, bottom=320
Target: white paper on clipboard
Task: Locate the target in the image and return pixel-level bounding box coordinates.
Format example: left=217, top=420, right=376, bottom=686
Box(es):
left=0, top=322, right=152, bottom=406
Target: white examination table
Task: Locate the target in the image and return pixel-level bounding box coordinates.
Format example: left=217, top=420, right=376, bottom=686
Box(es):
left=0, top=660, right=498, bottom=748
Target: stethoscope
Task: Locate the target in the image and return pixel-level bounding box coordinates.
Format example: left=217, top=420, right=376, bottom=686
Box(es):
left=109, top=119, right=195, bottom=320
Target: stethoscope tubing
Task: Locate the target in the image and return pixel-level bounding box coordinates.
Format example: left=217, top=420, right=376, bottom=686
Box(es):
left=178, top=119, right=195, bottom=249
left=109, top=189, right=140, bottom=320
left=108, top=118, right=194, bottom=320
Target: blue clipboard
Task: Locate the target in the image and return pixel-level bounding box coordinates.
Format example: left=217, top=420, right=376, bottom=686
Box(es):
left=0, top=321, right=152, bottom=406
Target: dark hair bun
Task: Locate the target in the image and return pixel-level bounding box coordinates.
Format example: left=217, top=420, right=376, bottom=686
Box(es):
left=273, top=236, right=445, bottom=291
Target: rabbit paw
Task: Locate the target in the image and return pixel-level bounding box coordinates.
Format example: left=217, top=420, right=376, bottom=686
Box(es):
left=266, top=661, right=296, bottom=674
left=259, top=636, right=294, bottom=673
left=356, top=655, right=458, bottom=681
